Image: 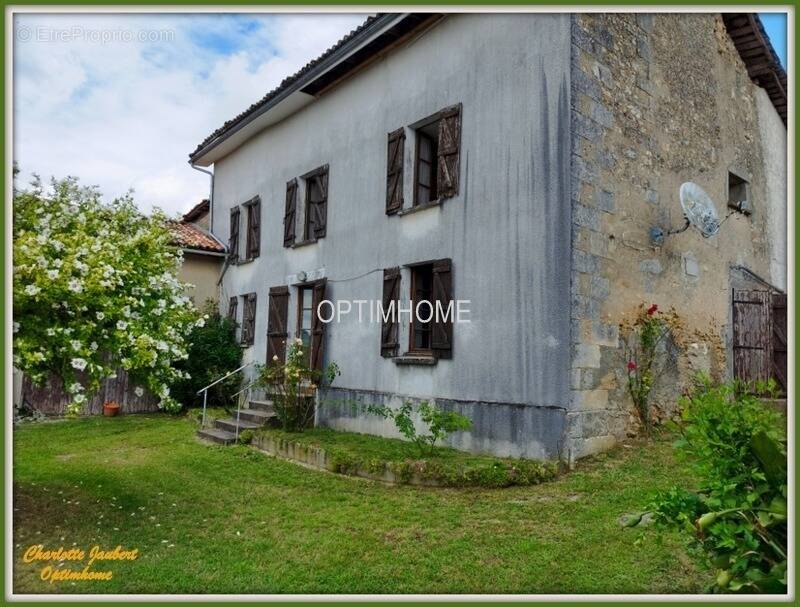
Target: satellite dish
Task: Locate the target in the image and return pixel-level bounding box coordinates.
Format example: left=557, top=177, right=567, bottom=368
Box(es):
left=679, top=182, right=720, bottom=238
left=649, top=182, right=726, bottom=246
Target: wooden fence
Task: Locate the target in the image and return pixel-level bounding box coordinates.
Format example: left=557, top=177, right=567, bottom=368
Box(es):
left=20, top=369, right=160, bottom=416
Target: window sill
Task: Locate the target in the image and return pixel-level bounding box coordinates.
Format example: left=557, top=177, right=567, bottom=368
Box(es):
left=291, top=238, right=318, bottom=249
left=397, top=199, right=442, bottom=217
left=235, top=258, right=255, bottom=266
left=393, top=354, right=437, bottom=366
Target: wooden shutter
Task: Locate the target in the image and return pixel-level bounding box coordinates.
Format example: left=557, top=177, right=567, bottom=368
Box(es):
left=283, top=179, right=297, bottom=247
left=771, top=293, right=787, bottom=394
left=228, top=296, right=238, bottom=322
left=386, top=129, right=405, bottom=214
left=310, top=279, right=328, bottom=372
left=381, top=267, right=401, bottom=357
left=246, top=198, right=260, bottom=259
left=437, top=104, right=462, bottom=199
left=229, top=207, right=240, bottom=262
left=732, top=289, right=770, bottom=385
left=241, top=292, right=257, bottom=346
left=266, top=286, right=289, bottom=365
left=312, top=166, right=329, bottom=240
left=431, top=258, right=453, bottom=359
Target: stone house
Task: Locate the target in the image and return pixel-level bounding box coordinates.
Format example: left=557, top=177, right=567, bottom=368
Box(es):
left=189, top=13, right=787, bottom=461
left=168, top=199, right=226, bottom=306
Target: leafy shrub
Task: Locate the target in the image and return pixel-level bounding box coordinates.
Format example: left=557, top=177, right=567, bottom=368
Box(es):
left=646, top=375, right=786, bottom=593
left=367, top=401, right=472, bottom=456
left=237, top=429, right=254, bottom=445
left=255, top=339, right=340, bottom=431
left=172, top=302, right=241, bottom=409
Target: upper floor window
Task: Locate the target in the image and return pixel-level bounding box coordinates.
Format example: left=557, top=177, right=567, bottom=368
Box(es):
left=385, top=103, right=462, bottom=215
left=229, top=197, right=260, bottom=263
left=283, top=165, right=329, bottom=247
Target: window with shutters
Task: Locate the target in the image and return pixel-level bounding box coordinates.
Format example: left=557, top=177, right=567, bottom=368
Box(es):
left=301, top=165, right=329, bottom=243
left=408, top=104, right=461, bottom=209
left=243, top=197, right=261, bottom=260
left=241, top=293, right=257, bottom=346
left=397, top=258, right=453, bottom=361
left=295, top=280, right=328, bottom=370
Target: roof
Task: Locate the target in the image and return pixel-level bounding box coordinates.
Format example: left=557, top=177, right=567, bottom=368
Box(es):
left=182, top=199, right=210, bottom=223
left=168, top=221, right=226, bottom=254
left=189, top=13, right=439, bottom=165
left=191, top=12, right=786, bottom=164
left=722, top=13, right=787, bottom=124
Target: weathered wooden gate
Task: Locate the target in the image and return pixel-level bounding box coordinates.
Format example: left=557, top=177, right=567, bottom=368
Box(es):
left=732, top=289, right=787, bottom=394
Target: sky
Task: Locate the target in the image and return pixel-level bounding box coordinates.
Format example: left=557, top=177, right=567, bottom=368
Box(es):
left=13, top=13, right=367, bottom=217
left=13, top=12, right=789, bottom=218
left=759, top=12, right=788, bottom=68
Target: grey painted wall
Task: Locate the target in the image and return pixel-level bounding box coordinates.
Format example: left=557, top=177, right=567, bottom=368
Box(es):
left=212, top=14, right=572, bottom=459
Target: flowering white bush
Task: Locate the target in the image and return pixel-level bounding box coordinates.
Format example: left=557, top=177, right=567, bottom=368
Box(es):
left=13, top=176, right=203, bottom=414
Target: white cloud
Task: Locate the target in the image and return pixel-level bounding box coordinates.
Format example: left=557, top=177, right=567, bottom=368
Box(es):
left=13, top=12, right=367, bottom=216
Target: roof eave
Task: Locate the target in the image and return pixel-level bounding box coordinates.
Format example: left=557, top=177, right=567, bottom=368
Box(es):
left=189, top=13, right=406, bottom=167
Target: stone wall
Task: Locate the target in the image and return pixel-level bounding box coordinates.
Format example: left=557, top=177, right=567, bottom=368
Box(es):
left=566, top=13, right=786, bottom=460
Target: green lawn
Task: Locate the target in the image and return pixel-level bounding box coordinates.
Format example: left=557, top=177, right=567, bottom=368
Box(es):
left=13, top=414, right=709, bottom=594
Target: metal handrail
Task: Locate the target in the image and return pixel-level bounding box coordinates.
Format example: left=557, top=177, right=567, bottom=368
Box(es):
left=198, top=362, right=253, bottom=428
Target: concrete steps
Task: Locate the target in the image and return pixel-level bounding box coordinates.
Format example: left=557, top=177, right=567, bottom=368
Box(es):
left=196, top=399, right=277, bottom=445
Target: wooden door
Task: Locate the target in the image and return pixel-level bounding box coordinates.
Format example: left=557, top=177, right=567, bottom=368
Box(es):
left=732, top=289, right=771, bottom=384
left=771, top=293, right=787, bottom=394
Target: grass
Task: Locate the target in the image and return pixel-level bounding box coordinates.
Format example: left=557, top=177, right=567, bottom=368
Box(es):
left=256, top=427, right=557, bottom=486
left=13, top=414, right=710, bottom=594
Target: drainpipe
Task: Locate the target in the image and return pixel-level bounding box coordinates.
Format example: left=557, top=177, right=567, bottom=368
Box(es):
left=190, top=163, right=214, bottom=233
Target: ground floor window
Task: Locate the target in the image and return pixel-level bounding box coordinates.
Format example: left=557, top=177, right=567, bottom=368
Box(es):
left=410, top=263, right=434, bottom=353
left=297, top=285, right=314, bottom=361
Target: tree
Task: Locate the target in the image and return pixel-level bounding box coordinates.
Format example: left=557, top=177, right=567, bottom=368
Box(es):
left=13, top=176, right=203, bottom=413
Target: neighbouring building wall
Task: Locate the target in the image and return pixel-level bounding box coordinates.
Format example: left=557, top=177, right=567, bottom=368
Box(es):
left=755, top=87, right=788, bottom=292
left=567, top=13, right=786, bottom=458
left=179, top=253, right=221, bottom=307
left=213, top=14, right=572, bottom=459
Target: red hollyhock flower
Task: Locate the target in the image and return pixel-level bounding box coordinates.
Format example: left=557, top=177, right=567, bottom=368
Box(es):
left=647, top=304, right=658, bottom=316
left=627, top=361, right=637, bottom=371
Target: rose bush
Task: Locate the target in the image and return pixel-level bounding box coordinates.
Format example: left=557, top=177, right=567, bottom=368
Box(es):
left=13, top=176, right=203, bottom=413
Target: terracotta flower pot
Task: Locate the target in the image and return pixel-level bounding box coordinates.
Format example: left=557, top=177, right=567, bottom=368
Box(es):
left=103, top=402, right=120, bottom=417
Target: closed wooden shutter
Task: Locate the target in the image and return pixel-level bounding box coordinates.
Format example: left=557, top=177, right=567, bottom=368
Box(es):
left=310, top=279, right=328, bottom=371
left=437, top=104, right=462, bottom=199
left=431, top=258, right=453, bottom=359
left=266, top=286, right=289, bottom=365
left=228, top=296, right=238, bottom=322
left=241, top=292, right=257, bottom=346
left=229, top=207, right=240, bottom=262
left=246, top=198, right=260, bottom=259
left=284, top=179, right=298, bottom=247
left=771, top=293, right=787, bottom=394
left=310, top=166, right=329, bottom=240
left=386, top=129, right=405, bottom=214
left=381, top=267, right=401, bottom=357
left=732, top=289, right=770, bottom=385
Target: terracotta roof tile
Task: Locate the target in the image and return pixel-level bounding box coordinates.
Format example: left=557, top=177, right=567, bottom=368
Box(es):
left=182, top=199, right=210, bottom=223
left=168, top=221, right=225, bottom=253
